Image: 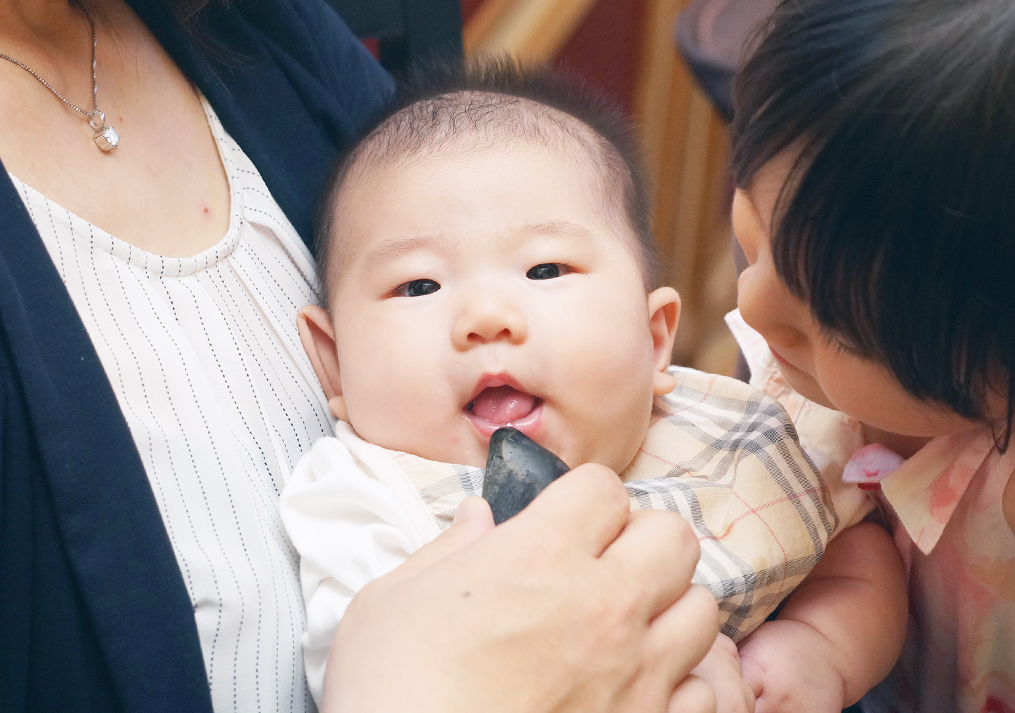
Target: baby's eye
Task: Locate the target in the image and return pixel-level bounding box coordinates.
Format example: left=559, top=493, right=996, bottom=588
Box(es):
left=526, top=263, right=572, bottom=280
left=397, top=279, right=441, bottom=297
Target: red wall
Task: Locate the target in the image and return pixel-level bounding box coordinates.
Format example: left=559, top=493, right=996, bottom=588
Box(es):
left=461, top=0, right=648, bottom=114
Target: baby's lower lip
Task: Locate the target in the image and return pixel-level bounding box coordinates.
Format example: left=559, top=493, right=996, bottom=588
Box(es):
left=465, top=401, right=544, bottom=441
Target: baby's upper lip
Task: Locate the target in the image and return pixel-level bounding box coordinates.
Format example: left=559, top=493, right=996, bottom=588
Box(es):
left=466, top=372, right=531, bottom=404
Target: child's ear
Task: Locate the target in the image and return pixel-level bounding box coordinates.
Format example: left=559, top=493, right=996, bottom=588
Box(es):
left=647, top=287, right=680, bottom=395
left=297, top=305, right=349, bottom=421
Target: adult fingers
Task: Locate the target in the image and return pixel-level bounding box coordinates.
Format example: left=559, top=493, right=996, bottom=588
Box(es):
left=382, top=496, right=495, bottom=582
left=646, top=584, right=721, bottom=700
left=507, top=463, right=632, bottom=557
left=600, top=508, right=701, bottom=619
left=710, top=633, right=739, bottom=659
left=668, top=675, right=717, bottom=713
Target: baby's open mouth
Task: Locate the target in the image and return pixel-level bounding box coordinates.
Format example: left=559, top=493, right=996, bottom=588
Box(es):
left=466, top=385, right=542, bottom=427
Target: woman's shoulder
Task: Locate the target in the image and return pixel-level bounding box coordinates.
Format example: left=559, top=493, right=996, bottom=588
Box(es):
left=200, top=0, right=394, bottom=105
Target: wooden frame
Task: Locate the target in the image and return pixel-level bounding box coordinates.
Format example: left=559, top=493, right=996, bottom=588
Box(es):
left=636, top=0, right=738, bottom=374
left=464, top=0, right=600, bottom=61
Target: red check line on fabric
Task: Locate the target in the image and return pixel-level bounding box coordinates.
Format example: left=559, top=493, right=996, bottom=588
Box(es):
left=698, top=487, right=823, bottom=544
left=637, top=449, right=681, bottom=466
left=729, top=489, right=793, bottom=597
left=649, top=375, right=719, bottom=427
left=640, top=375, right=724, bottom=460
left=666, top=375, right=718, bottom=415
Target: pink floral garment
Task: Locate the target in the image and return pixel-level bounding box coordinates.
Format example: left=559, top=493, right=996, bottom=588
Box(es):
left=727, top=310, right=1015, bottom=713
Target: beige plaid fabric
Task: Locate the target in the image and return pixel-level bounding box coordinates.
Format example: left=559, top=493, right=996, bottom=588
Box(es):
left=389, top=367, right=836, bottom=640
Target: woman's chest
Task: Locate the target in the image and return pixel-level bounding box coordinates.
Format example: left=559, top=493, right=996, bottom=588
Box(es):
left=0, top=3, right=230, bottom=257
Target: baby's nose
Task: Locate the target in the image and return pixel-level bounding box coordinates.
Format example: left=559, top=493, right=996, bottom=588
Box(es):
left=452, top=296, right=528, bottom=350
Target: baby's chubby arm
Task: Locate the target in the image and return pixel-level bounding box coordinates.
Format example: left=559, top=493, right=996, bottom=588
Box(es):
left=737, top=521, right=907, bottom=712
left=690, top=521, right=906, bottom=713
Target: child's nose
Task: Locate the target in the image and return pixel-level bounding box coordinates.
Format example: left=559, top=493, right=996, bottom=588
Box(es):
left=451, top=296, right=528, bottom=350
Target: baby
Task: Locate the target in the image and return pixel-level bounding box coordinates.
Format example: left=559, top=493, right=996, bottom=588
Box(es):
left=280, top=61, right=896, bottom=705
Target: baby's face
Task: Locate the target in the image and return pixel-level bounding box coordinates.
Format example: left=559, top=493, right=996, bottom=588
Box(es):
left=313, top=140, right=679, bottom=472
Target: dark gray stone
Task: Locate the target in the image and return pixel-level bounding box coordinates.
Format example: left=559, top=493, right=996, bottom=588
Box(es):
left=482, top=428, right=570, bottom=525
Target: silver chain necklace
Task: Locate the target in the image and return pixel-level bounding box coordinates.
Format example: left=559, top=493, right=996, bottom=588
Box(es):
left=0, top=4, right=119, bottom=152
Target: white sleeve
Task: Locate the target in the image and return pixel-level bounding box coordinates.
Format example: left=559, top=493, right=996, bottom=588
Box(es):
left=279, top=435, right=427, bottom=706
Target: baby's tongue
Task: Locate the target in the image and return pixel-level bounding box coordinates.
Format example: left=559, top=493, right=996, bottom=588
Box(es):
left=470, top=386, right=537, bottom=425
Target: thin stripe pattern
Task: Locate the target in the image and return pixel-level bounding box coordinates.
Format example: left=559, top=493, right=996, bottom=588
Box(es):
left=12, top=97, right=330, bottom=713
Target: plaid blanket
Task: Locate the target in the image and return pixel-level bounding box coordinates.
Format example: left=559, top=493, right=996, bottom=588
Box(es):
left=389, top=367, right=836, bottom=640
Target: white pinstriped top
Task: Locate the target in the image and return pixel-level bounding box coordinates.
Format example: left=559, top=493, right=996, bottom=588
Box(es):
left=10, top=98, right=331, bottom=713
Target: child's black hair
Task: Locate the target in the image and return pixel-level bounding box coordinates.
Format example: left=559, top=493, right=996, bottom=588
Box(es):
left=316, top=57, right=657, bottom=304
left=731, top=0, right=1015, bottom=445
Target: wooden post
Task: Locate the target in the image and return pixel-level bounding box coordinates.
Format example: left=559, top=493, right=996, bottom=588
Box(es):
left=635, top=0, right=737, bottom=374
left=464, top=0, right=600, bottom=61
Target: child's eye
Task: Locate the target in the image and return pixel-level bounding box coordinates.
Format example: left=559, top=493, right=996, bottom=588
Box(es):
left=819, top=326, right=865, bottom=358
left=526, top=263, right=572, bottom=280
left=397, top=279, right=441, bottom=297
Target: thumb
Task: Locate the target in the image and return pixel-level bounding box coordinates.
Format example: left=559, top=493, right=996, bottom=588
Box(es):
left=388, top=497, right=495, bottom=580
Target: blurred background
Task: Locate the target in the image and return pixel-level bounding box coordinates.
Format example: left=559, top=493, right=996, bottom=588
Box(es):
left=336, top=0, right=777, bottom=377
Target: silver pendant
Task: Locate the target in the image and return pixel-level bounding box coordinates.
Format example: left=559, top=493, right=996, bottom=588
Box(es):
left=89, top=110, right=119, bottom=153
left=94, top=123, right=119, bottom=152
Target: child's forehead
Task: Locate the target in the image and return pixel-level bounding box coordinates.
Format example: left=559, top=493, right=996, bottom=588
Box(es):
left=341, top=92, right=616, bottom=189
left=324, top=145, right=648, bottom=305
left=347, top=133, right=591, bottom=192
left=336, top=140, right=624, bottom=254
left=321, top=91, right=654, bottom=298
left=334, top=129, right=624, bottom=242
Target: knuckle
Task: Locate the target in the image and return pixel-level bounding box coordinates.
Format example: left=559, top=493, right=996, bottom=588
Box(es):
left=668, top=512, right=700, bottom=553
left=687, top=584, right=721, bottom=622
left=643, top=507, right=696, bottom=541
left=571, top=463, right=629, bottom=510
left=581, top=584, right=642, bottom=646
left=642, top=508, right=700, bottom=561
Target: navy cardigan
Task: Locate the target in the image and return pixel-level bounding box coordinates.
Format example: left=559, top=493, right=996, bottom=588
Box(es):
left=0, top=2, right=392, bottom=710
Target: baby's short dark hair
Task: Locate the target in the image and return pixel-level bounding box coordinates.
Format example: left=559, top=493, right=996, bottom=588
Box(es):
left=732, top=0, right=1015, bottom=443
left=316, top=58, right=657, bottom=305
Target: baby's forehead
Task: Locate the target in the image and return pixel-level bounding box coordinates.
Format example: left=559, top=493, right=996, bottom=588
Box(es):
left=351, top=91, right=604, bottom=165
left=320, top=90, right=651, bottom=301
left=334, top=94, right=618, bottom=215
left=340, top=130, right=605, bottom=207
left=333, top=136, right=625, bottom=268
left=334, top=92, right=625, bottom=228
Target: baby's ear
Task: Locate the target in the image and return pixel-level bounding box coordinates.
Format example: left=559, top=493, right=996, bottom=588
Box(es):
left=297, top=305, right=349, bottom=421
left=647, top=287, right=680, bottom=395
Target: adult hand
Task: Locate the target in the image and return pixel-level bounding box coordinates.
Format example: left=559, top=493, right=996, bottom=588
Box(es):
left=322, top=463, right=719, bottom=713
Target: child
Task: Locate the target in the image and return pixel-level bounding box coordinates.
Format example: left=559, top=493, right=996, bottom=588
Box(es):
left=279, top=61, right=905, bottom=708
left=721, top=0, right=1015, bottom=711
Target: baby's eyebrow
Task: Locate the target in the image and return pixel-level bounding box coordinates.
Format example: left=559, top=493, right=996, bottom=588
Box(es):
left=360, top=221, right=596, bottom=271
left=515, top=220, right=596, bottom=244
left=361, top=234, right=455, bottom=270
